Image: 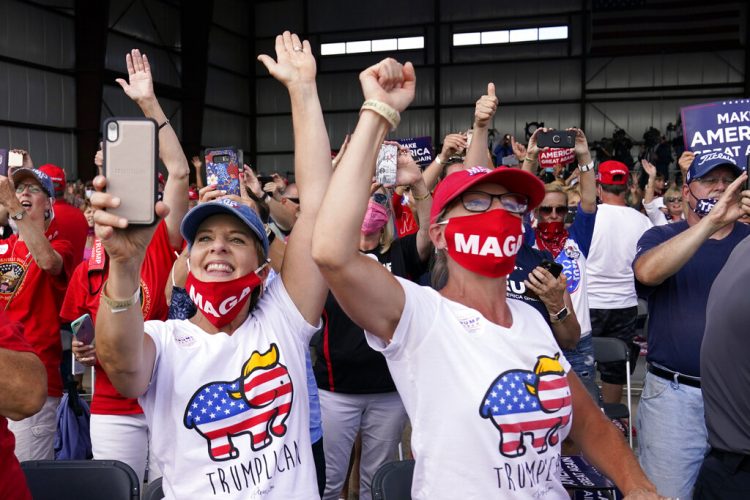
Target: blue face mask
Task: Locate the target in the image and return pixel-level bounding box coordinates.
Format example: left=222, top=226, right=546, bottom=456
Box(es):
left=688, top=184, right=718, bottom=218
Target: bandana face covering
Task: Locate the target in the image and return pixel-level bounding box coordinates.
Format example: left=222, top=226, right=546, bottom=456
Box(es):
left=185, top=264, right=266, bottom=328
left=443, top=209, right=523, bottom=278
left=691, top=196, right=718, bottom=218
left=536, top=221, right=568, bottom=258
left=361, top=199, right=389, bottom=236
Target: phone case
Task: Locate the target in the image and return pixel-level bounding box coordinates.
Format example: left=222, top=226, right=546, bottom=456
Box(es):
left=205, top=147, right=243, bottom=196
left=71, top=314, right=95, bottom=346
left=103, top=118, right=158, bottom=225
left=8, top=151, right=23, bottom=168
left=376, top=144, right=398, bottom=186
left=537, top=131, right=575, bottom=149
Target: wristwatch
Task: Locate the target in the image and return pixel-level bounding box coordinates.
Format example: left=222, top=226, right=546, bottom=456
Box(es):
left=10, top=209, right=26, bottom=221
left=578, top=161, right=594, bottom=172
left=550, top=306, right=569, bottom=323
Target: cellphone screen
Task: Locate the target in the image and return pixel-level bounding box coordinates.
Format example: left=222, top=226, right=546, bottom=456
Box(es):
left=8, top=151, right=23, bottom=168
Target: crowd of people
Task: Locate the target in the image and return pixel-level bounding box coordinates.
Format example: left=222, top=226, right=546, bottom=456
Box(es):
left=1, top=30, right=749, bottom=500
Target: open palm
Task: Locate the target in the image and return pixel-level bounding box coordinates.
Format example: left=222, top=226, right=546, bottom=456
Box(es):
left=115, top=49, right=155, bottom=104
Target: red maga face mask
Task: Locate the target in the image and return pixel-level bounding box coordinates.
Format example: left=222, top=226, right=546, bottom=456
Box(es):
left=535, top=221, right=568, bottom=258
left=185, top=264, right=266, bottom=328
left=442, top=209, right=523, bottom=278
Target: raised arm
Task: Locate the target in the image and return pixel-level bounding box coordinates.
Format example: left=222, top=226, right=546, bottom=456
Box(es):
left=521, top=128, right=544, bottom=175
left=465, top=83, right=498, bottom=169
left=312, top=58, right=416, bottom=341
left=394, top=144, right=433, bottom=261
left=116, top=49, right=189, bottom=250
left=422, top=133, right=467, bottom=190
left=0, top=176, right=63, bottom=275
left=573, top=128, right=597, bottom=214
left=257, top=32, right=332, bottom=325
left=641, top=159, right=657, bottom=205
left=91, top=179, right=167, bottom=398
left=634, top=174, right=749, bottom=286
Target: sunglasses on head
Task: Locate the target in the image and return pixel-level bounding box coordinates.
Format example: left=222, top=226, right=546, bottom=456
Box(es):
left=538, top=205, right=569, bottom=216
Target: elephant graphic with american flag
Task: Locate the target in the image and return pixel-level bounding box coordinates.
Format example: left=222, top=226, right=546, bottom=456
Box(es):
left=479, top=353, right=572, bottom=458
left=183, top=343, right=294, bottom=462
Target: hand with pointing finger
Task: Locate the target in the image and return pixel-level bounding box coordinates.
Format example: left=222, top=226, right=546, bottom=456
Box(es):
left=474, top=83, right=499, bottom=129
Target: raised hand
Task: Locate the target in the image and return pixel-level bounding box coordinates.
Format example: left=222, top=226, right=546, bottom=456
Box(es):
left=440, top=133, right=468, bottom=160
left=511, top=136, right=527, bottom=160
left=242, top=164, right=263, bottom=198
left=569, top=128, right=592, bottom=165
left=527, top=127, right=549, bottom=161
left=257, top=31, right=316, bottom=88
left=642, top=159, right=657, bottom=178
left=678, top=150, right=695, bottom=176
left=474, top=83, right=499, bottom=129
left=91, top=175, right=169, bottom=264
left=115, top=49, right=155, bottom=104
left=392, top=143, right=422, bottom=187
left=704, top=172, right=750, bottom=230
left=359, top=58, right=416, bottom=113
left=191, top=156, right=202, bottom=171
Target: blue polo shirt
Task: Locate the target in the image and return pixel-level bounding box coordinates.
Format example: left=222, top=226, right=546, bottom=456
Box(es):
left=633, top=220, right=750, bottom=377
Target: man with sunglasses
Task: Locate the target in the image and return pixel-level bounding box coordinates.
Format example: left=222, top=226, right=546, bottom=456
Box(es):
left=633, top=152, right=750, bottom=499
left=585, top=160, right=653, bottom=407
left=0, top=168, right=76, bottom=461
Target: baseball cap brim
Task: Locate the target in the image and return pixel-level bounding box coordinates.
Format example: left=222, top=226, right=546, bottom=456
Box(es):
left=431, top=167, right=545, bottom=223
left=180, top=201, right=269, bottom=255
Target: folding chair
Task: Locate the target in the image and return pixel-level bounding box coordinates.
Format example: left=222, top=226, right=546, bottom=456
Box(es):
left=592, top=337, right=633, bottom=448
left=142, top=476, right=164, bottom=500
left=372, top=459, right=415, bottom=500
left=21, top=459, right=139, bottom=500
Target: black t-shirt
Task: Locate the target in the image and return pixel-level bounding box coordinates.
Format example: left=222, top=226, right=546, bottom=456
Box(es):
left=313, top=233, right=427, bottom=394
left=507, top=243, right=554, bottom=327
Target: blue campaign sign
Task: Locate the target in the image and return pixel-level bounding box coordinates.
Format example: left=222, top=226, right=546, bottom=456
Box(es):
left=681, top=99, right=750, bottom=168
left=397, top=136, right=433, bottom=166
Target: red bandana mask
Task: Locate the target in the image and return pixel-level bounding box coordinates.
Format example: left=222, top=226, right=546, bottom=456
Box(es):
left=442, top=210, right=523, bottom=278
left=185, top=266, right=266, bottom=328
left=535, top=221, right=568, bottom=258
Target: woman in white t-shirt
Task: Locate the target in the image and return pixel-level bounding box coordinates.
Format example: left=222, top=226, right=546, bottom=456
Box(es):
left=90, top=32, right=332, bottom=499
left=312, top=59, right=664, bottom=499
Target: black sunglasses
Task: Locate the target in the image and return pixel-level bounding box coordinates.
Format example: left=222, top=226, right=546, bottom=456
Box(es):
left=538, top=205, right=569, bottom=216
left=283, top=196, right=300, bottom=204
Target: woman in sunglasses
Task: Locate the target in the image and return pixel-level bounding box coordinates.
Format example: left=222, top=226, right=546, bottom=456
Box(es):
left=311, top=144, right=432, bottom=500
left=642, top=159, right=684, bottom=226
left=313, top=61, right=662, bottom=498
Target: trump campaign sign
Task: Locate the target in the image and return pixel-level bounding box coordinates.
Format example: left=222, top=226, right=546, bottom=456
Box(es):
left=538, top=148, right=576, bottom=169
left=397, top=136, right=433, bottom=166
left=681, top=99, right=750, bottom=168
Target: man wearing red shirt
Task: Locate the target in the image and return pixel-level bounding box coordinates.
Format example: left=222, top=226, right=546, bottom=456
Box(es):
left=38, top=164, right=88, bottom=263
left=0, top=313, right=46, bottom=500
left=0, top=167, right=75, bottom=461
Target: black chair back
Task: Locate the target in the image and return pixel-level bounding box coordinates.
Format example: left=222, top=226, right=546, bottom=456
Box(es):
left=142, top=476, right=164, bottom=500
left=372, top=460, right=415, bottom=500
left=21, top=460, right=139, bottom=500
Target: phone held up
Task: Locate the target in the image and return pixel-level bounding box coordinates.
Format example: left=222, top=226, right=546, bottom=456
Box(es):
left=205, top=147, right=243, bottom=197
left=376, top=144, right=398, bottom=186
left=536, top=130, right=576, bottom=150
left=540, top=259, right=563, bottom=279
left=103, top=118, right=159, bottom=225
left=0, top=149, right=7, bottom=177
left=71, top=313, right=95, bottom=346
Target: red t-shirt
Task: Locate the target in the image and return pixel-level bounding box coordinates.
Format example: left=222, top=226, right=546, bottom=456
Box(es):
left=392, top=192, right=418, bottom=238
left=52, top=199, right=89, bottom=263
left=60, top=222, right=178, bottom=415
left=0, top=314, right=34, bottom=500
left=0, top=221, right=75, bottom=397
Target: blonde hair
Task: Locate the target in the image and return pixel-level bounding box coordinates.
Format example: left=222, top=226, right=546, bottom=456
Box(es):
left=379, top=217, right=395, bottom=254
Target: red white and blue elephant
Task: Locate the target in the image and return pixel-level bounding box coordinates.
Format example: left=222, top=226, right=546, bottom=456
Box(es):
left=183, top=344, right=293, bottom=461
left=479, top=353, right=572, bottom=458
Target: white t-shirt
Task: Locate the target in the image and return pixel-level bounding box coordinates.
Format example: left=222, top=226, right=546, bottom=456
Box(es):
left=140, top=277, right=321, bottom=499
left=365, top=278, right=573, bottom=500
left=555, top=237, right=592, bottom=337
left=586, top=204, right=652, bottom=308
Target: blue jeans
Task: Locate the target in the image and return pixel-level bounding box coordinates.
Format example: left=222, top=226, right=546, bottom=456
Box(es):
left=636, top=372, right=709, bottom=499
left=563, top=334, right=600, bottom=403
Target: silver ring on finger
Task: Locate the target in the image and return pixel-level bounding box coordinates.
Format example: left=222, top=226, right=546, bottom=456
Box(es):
left=293, top=46, right=303, bottom=52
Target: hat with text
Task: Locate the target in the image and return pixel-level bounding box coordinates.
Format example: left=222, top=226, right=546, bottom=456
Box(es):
left=180, top=198, right=268, bottom=255
left=430, top=166, right=545, bottom=223
left=596, top=160, right=629, bottom=186
left=686, top=152, right=743, bottom=184
left=11, top=168, right=55, bottom=200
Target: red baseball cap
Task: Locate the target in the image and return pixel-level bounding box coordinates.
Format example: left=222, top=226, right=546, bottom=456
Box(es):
left=596, top=160, right=629, bottom=186
left=430, top=166, right=545, bottom=223
left=38, top=163, right=66, bottom=194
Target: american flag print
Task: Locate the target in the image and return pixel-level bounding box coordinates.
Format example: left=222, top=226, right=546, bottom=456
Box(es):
left=479, top=353, right=572, bottom=458
left=183, top=344, right=294, bottom=462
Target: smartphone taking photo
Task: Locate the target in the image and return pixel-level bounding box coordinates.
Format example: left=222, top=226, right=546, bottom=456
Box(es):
left=205, top=147, right=243, bottom=196
left=376, top=144, right=398, bottom=186
left=536, top=130, right=575, bottom=149
left=540, top=259, right=563, bottom=279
